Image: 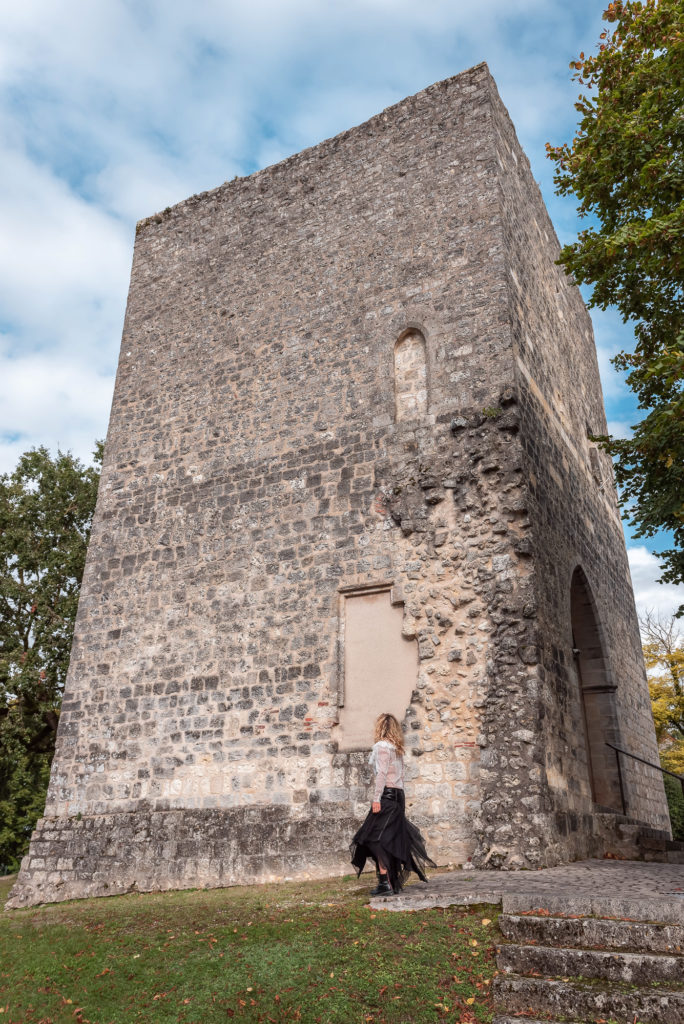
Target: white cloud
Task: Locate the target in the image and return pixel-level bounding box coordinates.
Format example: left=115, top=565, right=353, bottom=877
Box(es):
left=628, top=546, right=684, bottom=622
left=606, top=419, right=634, bottom=440
left=0, top=349, right=113, bottom=474
left=0, top=0, right=651, bottom=490
left=0, top=138, right=131, bottom=362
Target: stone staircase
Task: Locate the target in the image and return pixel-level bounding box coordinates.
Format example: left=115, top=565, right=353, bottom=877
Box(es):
left=608, top=818, right=684, bottom=864
left=493, top=892, right=684, bottom=1024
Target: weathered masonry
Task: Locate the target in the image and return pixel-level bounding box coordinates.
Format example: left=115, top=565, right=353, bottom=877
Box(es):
left=9, top=62, right=670, bottom=908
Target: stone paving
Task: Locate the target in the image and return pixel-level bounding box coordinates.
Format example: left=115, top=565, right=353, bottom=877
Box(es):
left=370, top=859, right=684, bottom=922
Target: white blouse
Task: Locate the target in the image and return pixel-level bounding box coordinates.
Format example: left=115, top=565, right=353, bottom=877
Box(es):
left=369, top=740, right=405, bottom=802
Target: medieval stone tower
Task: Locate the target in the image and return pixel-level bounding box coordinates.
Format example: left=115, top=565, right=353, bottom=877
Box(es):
left=9, top=62, right=670, bottom=908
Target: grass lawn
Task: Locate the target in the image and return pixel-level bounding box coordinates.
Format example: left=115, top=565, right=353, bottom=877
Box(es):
left=0, top=872, right=499, bottom=1024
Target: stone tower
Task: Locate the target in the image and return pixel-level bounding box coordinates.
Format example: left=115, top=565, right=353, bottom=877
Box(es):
left=9, top=62, right=670, bottom=909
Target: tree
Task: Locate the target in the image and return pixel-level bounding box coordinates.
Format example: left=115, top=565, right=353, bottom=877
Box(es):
left=546, top=0, right=684, bottom=610
left=642, top=610, right=684, bottom=743
left=641, top=610, right=684, bottom=837
left=0, top=444, right=102, bottom=873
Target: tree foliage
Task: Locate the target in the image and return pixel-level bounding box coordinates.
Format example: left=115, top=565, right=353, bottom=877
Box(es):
left=547, top=0, right=684, bottom=607
left=642, top=609, right=684, bottom=744
left=641, top=610, right=684, bottom=837
left=0, top=445, right=101, bottom=873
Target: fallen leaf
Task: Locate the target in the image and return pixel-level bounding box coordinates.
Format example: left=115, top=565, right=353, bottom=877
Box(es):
left=481, top=918, right=491, bottom=925
left=465, top=996, right=475, bottom=1005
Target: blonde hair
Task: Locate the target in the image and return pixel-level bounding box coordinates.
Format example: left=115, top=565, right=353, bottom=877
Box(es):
left=374, top=712, right=405, bottom=755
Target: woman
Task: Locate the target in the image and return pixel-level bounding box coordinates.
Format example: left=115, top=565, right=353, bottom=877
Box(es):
left=350, top=712, right=436, bottom=896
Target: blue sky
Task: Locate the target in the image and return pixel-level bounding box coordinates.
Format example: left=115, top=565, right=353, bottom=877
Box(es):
left=0, top=0, right=681, bottom=617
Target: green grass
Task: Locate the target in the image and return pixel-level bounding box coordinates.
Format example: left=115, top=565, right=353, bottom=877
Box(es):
left=0, top=873, right=499, bottom=1024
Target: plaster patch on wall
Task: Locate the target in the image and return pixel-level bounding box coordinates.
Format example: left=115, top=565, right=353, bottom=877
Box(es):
left=333, top=585, right=418, bottom=750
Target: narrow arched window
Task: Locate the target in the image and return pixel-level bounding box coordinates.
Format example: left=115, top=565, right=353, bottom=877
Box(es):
left=589, top=447, right=603, bottom=489
left=586, top=422, right=603, bottom=489
left=394, top=329, right=427, bottom=422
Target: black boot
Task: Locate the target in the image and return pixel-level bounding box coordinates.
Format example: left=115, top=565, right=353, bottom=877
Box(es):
left=370, top=873, right=393, bottom=896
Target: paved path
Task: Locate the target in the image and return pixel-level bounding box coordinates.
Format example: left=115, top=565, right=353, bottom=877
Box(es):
left=370, top=859, right=684, bottom=922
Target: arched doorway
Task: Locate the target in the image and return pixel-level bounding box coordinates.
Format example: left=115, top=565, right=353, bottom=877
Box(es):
left=570, top=567, right=624, bottom=812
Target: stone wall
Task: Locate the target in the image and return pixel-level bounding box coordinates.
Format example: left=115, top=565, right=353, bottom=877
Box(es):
left=485, top=74, right=671, bottom=859
left=8, top=62, right=667, bottom=909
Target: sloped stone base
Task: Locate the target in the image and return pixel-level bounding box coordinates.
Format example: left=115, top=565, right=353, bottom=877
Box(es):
left=472, top=810, right=673, bottom=870
left=6, top=804, right=359, bottom=909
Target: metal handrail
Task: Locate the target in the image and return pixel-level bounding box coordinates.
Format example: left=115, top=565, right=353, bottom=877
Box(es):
left=606, top=742, right=684, bottom=816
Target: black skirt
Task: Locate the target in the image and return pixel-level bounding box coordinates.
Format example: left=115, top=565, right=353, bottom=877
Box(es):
left=350, top=786, right=436, bottom=893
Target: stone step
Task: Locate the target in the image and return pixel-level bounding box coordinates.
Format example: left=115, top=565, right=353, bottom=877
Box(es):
left=493, top=1018, right=582, bottom=1024
left=501, top=891, right=684, bottom=924
left=639, top=836, right=684, bottom=852
left=640, top=847, right=684, bottom=864
left=499, top=912, right=684, bottom=954
left=631, top=834, right=684, bottom=863
left=493, top=974, right=684, bottom=1024
left=497, top=941, right=684, bottom=985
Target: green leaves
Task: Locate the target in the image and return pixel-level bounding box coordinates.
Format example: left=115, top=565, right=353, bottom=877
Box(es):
left=642, top=610, right=684, bottom=835
left=0, top=444, right=101, bottom=871
left=548, top=1, right=684, bottom=609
